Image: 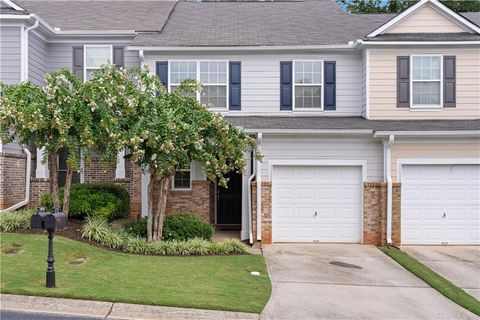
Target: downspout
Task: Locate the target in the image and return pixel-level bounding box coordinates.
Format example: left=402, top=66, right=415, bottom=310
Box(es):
left=247, top=147, right=256, bottom=244
left=256, top=132, right=263, bottom=241
left=23, top=18, right=39, bottom=81
left=385, top=135, right=395, bottom=246
left=1, top=147, right=31, bottom=212
left=139, top=50, right=145, bottom=67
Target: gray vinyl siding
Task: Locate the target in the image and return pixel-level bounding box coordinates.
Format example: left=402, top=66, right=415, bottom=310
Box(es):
left=0, top=26, right=22, bottom=84
left=259, top=135, right=384, bottom=181
left=28, top=32, right=47, bottom=85
left=144, top=51, right=364, bottom=116
left=47, top=43, right=141, bottom=73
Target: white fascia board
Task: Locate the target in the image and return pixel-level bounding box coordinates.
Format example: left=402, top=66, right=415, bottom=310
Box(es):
left=374, top=130, right=480, bottom=137
left=243, top=129, right=374, bottom=135
left=127, top=44, right=356, bottom=52
left=2, top=0, right=24, bottom=11
left=367, top=0, right=480, bottom=37
left=361, top=41, right=480, bottom=46
left=57, top=30, right=136, bottom=35
left=0, top=14, right=30, bottom=19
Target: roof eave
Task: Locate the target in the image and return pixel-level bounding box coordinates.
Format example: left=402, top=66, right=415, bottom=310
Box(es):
left=128, top=43, right=359, bottom=52
left=374, top=130, right=480, bottom=137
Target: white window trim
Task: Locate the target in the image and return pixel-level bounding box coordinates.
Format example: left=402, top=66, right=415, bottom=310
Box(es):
left=172, top=163, right=193, bottom=191
left=410, top=54, right=443, bottom=110
left=167, top=60, right=229, bottom=111
left=292, top=60, right=324, bottom=111
left=83, top=45, right=113, bottom=82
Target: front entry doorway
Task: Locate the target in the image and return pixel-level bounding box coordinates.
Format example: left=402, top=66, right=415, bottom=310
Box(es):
left=216, top=171, right=242, bottom=227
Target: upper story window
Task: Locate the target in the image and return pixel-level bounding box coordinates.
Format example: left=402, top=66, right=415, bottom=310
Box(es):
left=168, top=61, right=228, bottom=109
left=294, top=61, right=323, bottom=109
left=411, top=55, right=442, bottom=108
left=84, top=45, right=112, bottom=81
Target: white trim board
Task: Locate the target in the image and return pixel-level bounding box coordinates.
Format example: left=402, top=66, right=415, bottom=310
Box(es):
left=396, top=157, right=480, bottom=182
left=1, top=0, right=24, bottom=11
left=267, top=159, right=368, bottom=181
left=367, top=0, right=480, bottom=37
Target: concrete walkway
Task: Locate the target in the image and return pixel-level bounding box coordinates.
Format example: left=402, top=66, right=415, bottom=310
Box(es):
left=403, top=246, right=480, bottom=300
left=260, top=244, right=477, bottom=320
left=0, top=294, right=258, bottom=320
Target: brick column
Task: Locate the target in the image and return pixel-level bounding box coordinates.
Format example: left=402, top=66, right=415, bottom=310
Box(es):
left=251, top=181, right=272, bottom=244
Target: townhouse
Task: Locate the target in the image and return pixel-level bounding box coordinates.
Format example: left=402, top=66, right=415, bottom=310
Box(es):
left=0, top=0, right=479, bottom=246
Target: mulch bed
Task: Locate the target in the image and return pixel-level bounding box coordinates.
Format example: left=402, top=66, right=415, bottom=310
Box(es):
left=9, top=219, right=109, bottom=250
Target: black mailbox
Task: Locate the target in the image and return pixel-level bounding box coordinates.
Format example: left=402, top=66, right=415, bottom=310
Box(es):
left=31, top=208, right=48, bottom=229
left=30, top=207, right=68, bottom=288
left=44, top=211, right=67, bottom=231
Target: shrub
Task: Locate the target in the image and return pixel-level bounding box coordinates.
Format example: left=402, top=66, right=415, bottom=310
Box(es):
left=61, top=183, right=130, bottom=221
left=124, top=217, right=148, bottom=238
left=163, top=215, right=215, bottom=241
left=39, top=193, right=53, bottom=211
left=0, top=209, right=34, bottom=231
left=82, top=217, right=247, bottom=256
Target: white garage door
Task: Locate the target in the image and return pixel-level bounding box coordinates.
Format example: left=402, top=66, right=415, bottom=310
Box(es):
left=272, top=166, right=362, bottom=243
left=402, top=164, right=480, bottom=245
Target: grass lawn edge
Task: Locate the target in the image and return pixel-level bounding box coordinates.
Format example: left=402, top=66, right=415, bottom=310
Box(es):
left=1, top=233, right=271, bottom=314
left=378, top=246, right=480, bottom=316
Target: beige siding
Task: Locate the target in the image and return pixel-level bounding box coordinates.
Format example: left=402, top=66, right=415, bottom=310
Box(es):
left=386, top=4, right=466, bottom=33
left=391, top=141, right=480, bottom=181
left=369, top=49, right=480, bottom=119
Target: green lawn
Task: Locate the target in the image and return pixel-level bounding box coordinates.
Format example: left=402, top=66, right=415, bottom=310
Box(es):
left=0, top=233, right=271, bottom=313
left=379, top=247, right=480, bottom=316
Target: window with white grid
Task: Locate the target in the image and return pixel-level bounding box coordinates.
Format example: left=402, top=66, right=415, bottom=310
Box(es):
left=294, top=61, right=322, bottom=109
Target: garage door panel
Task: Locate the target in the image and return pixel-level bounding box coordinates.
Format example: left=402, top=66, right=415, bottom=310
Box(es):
left=402, top=164, right=480, bottom=245
left=273, top=165, right=362, bottom=243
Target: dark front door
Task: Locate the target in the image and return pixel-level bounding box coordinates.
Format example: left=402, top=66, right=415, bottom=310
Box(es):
left=216, top=172, right=242, bottom=225
left=58, top=148, right=80, bottom=187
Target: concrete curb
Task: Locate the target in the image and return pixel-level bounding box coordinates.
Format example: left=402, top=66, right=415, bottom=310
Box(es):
left=0, top=294, right=259, bottom=320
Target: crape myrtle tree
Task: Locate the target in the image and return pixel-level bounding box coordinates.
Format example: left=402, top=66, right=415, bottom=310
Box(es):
left=87, top=65, right=261, bottom=242
left=0, top=71, right=96, bottom=215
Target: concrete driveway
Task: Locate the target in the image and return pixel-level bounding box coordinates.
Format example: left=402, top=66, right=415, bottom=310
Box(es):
left=402, top=246, right=480, bottom=300
left=260, top=244, right=477, bottom=320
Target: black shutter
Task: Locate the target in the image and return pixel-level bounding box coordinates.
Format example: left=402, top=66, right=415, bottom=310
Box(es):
left=443, top=56, right=456, bottom=108
left=156, top=61, right=168, bottom=88
left=397, top=56, right=410, bottom=108
left=280, top=61, right=292, bottom=110
left=229, top=61, right=241, bottom=110
left=324, top=61, right=336, bottom=110
left=113, top=46, right=124, bottom=68
left=72, top=46, right=84, bottom=81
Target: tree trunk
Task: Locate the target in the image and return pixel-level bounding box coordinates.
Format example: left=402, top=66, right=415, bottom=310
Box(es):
left=147, top=168, right=156, bottom=242
left=153, top=175, right=171, bottom=241
left=62, top=162, right=74, bottom=216
left=49, top=150, right=61, bottom=209
left=146, top=170, right=171, bottom=242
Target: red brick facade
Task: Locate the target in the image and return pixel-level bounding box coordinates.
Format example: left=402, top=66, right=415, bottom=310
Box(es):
left=0, top=152, right=27, bottom=209
left=251, top=181, right=272, bottom=244
left=164, top=181, right=213, bottom=223
left=363, top=182, right=401, bottom=246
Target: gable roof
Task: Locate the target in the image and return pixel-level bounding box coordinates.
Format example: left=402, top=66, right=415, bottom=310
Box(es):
left=131, top=1, right=393, bottom=47
left=13, top=0, right=176, bottom=31
left=367, top=0, right=480, bottom=37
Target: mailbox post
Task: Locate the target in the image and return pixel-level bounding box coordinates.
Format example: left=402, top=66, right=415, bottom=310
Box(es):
left=30, top=207, right=67, bottom=288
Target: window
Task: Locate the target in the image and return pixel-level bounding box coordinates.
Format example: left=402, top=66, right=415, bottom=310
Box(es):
left=294, top=61, right=322, bottom=109
left=200, top=62, right=227, bottom=109
left=168, top=61, right=228, bottom=109
left=173, top=164, right=191, bottom=190
left=84, top=45, right=112, bottom=81
left=411, top=56, right=442, bottom=108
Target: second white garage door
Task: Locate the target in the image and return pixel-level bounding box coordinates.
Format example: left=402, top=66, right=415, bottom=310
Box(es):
left=402, top=164, right=480, bottom=245
left=272, top=166, right=362, bottom=243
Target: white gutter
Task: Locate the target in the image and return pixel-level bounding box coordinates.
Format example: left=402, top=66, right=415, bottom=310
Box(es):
left=23, top=18, right=39, bottom=81
left=374, top=130, right=480, bottom=137
left=127, top=44, right=357, bottom=52
left=247, top=148, right=256, bottom=244
left=256, top=132, right=263, bottom=242
left=0, top=147, right=31, bottom=212
left=360, top=41, right=480, bottom=46
left=244, top=129, right=373, bottom=135
left=384, top=135, right=395, bottom=246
